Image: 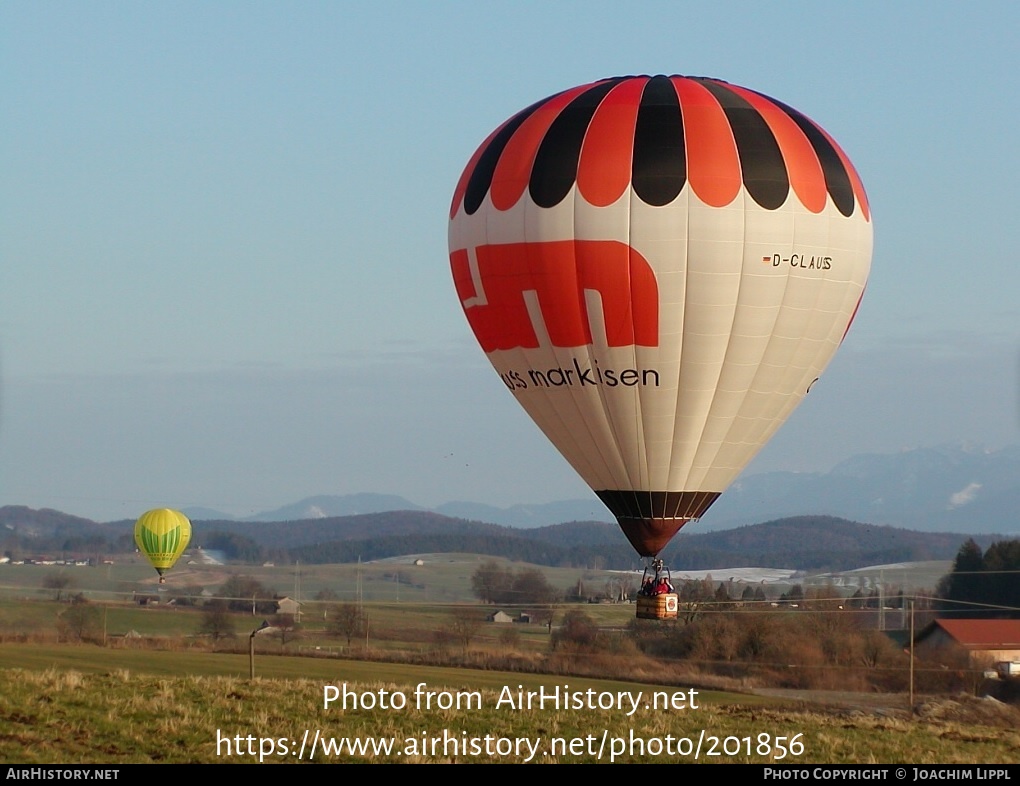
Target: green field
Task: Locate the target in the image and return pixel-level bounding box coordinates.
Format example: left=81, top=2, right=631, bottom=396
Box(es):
left=0, top=553, right=629, bottom=605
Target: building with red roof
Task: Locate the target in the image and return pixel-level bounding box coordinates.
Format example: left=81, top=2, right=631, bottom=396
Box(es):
left=914, top=619, right=1020, bottom=667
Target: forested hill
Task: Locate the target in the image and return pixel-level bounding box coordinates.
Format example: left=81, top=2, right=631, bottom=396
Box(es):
left=186, top=513, right=632, bottom=568
left=2, top=506, right=1006, bottom=572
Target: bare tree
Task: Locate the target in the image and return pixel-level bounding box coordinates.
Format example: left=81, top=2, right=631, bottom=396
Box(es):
left=272, top=613, right=301, bottom=646
left=448, top=608, right=482, bottom=653
left=511, top=568, right=558, bottom=605
left=603, top=577, right=636, bottom=602
left=470, top=560, right=512, bottom=604
left=198, top=603, right=235, bottom=641
left=328, top=603, right=367, bottom=646
left=43, top=572, right=73, bottom=602
left=470, top=562, right=557, bottom=605
left=58, top=597, right=100, bottom=642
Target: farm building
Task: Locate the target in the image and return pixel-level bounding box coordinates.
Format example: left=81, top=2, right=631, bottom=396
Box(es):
left=275, top=597, right=301, bottom=617
left=914, top=619, right=1020, bottom=667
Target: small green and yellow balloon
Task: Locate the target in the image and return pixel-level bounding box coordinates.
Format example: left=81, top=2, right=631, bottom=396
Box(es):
left=134, top=508, right=192, bottom=584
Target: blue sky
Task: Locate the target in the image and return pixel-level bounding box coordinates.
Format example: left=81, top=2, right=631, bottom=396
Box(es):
left=1, top=2, right=1018, bottom=521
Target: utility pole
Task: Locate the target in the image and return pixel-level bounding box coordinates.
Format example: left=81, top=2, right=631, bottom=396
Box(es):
left=878, top=570, right=885, bottom=631
left=909, top=600, right=915, bottom=713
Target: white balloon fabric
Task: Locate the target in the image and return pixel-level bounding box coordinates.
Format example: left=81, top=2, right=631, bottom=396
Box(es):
left=449, top=75, right=872, bottom=556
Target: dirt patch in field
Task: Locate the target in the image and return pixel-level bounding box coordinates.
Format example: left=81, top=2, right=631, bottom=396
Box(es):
left=914, top=694, right=1020, bottom=729
left=754, top=688, right=1020, bottom=729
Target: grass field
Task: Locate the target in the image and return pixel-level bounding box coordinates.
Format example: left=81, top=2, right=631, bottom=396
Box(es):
left=1, top=645, right=1018, bottom=764
left=0, top=553, right=607, bottom=605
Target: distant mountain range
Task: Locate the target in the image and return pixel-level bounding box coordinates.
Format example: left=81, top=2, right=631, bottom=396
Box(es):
left=705, top=444, right=1020, bottom=534
left=0, top=504, right=1001, bottom=573
left=195, top=494, right=612, bottom=529
left=180, top=444, right=1020, bottom=535
left=2, top=444, right=1016, bottom=571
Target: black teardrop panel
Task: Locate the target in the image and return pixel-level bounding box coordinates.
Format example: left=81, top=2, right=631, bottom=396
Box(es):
left=695, top=79, right=790, bottom=210
left=632, top=76, right=686, bottom=207
left=765, top=95, right=855, bottom=217
left=463, top=97, right=548, bottom=216
left=529, top=80, right=623, bottom=208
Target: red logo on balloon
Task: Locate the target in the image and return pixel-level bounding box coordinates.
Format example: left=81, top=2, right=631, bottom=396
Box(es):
left=450, top=240, right=659, bottom=352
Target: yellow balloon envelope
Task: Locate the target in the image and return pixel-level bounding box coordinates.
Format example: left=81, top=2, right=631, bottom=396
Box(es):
left=134, top=508, right=191, bottom=580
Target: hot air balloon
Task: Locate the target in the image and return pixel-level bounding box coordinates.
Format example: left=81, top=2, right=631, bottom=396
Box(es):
left=134, top=508, right=192, bottom=584
left=449, top=75, right=872, bottom=613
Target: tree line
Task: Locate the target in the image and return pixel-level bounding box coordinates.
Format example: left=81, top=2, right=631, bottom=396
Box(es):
left=470, top=561, right=560, bottom=605
left=937, top=538, right=1020, bottom=617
